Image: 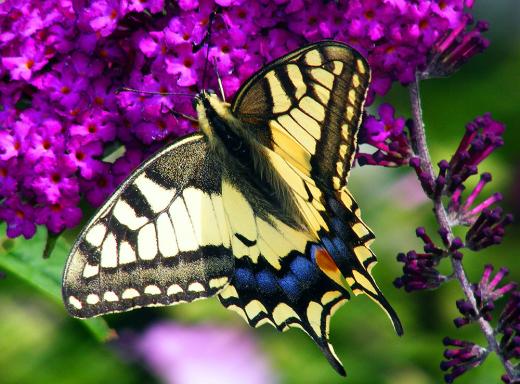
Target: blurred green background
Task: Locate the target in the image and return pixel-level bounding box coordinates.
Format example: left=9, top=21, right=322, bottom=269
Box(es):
left=1, top=2, right=519, bottom=384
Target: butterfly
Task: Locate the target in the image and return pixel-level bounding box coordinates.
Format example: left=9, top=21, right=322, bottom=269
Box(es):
left=62, top=41, right=403, bottom=376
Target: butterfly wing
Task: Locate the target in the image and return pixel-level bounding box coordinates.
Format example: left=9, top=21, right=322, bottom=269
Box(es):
left=62, top=134, right=234, bottom=318
left=233, top=41, right=367, bottom=190
left=225, top=41, right=402, bottom=373
left=218, top=179, right=349, bottom=375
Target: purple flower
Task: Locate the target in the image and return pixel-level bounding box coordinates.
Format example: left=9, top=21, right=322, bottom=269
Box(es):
left=0, top=196, right=37, bottom=239
left=1, top=37, right=48, bottom=81
left=440, top=337, right=488, bottom=383
left=0, top=0, right=494, bottom=245
left=35, top=199, right=82, bottom=234
left=30, top=158, right=79, bottom=204
left=165, top=43, right=201, bottom=87
left=133, top=322, right=277, bottom=384
left=394, top=227, right=449, bottom=292
left=358, top=103, right=411, bottom=167
left=422, top=15, right=489, bottom=79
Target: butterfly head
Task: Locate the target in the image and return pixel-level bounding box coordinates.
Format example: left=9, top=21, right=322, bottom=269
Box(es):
left=193, top=89, right=244, bottom=153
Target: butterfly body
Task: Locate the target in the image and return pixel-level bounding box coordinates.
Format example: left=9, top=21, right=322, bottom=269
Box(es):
left=63, top=41, right=402, bottom=376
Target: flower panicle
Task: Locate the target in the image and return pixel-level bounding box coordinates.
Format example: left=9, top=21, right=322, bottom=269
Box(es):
left=425, top=113, right=512, bottom=250
left=393, top=227, right=464, bottom=292
left=357, top=104, right=412, bottom=167
left=422, top=14, right=490, bottom=79
left=440, top=337, right=488, bottom=383
left=453, top=265, right=516, bottom=329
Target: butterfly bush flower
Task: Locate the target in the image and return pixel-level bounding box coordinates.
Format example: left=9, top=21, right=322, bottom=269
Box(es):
left=357, top=103, right=411, bottom=167
left=0, top=0, right=485, bottom=239
left=132, top=322, right=277, bottom=384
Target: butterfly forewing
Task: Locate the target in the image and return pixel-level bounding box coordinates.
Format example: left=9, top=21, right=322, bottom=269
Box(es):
left=62, top=134, right=234, bottom=318
left=233, top=41, right=370, bottom=191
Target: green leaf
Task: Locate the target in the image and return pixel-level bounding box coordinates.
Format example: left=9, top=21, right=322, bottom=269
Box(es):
left=0, top=224, right=111, bottom=341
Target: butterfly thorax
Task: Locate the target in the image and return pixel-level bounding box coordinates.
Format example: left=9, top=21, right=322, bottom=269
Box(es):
left=195, top=90, right=308, bottom=231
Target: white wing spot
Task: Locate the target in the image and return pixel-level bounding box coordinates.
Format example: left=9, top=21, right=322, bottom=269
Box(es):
left=137, top=223, right=158, bottom=260
left=103, top=291, right=119, bottom=302
left=209, top=277, right=229, bottom=289
left=119, top=241, right=137, bottom=264
left=85, top=223, right=107, bottom=247
left=346, top=106, right=354, bottom=121
left=83, top=263, right=99, bottom=278
left=134, top=173, right=176, bottom=213
left=86, top=294, right=100, bottom=305
left=245, top=300, right=268, bottom=320
left=113, top=199, right=148, bottom=230
left=321, top=291, right=342, bottom=305
left=167, top=284, right=183, bottom=295
left=287, top=64, right=306, bottom=99
left=332, top=60, right=343, bottom=75
left=348, top=89, right=356, bottom=105
left=69, top=296, right=82, bottom=309
left=310, top=68, right=334, bottom=90
left=100, top=233, right=118, bottom=268
left=352, top=73, right=360, bottom=88
left=188, top=282, right=205, bottom=293
left=336, top=161, right=344, bottom=177
left=219, top=285, right=238, bottom=299
left=144, top=285, right=161, bottom=295
left=356, top=59, right=366, bottom=74
left=156, top=212, right=179, bottom=257
left=122, top=288, right=140, bottom=299
left=352, top=222, right=370, bottom=238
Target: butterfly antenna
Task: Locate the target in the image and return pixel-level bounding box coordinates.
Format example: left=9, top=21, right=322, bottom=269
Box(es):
left=116, top=87, right=195, bottom=98
left=213, top=57, right=226, bottom=102
left=160, top=103, right=198, bottom=123
left=197, top=6, right=220, bottom=91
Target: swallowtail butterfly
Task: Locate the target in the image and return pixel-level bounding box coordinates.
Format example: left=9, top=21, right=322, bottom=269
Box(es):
left=62, top=41, right=403, bottom=376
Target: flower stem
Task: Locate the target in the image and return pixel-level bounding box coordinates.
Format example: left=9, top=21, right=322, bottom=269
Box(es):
left=408, top=75, right=517, bottom=380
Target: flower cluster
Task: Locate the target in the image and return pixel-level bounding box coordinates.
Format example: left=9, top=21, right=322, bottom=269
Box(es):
left=357, top=103, right=412, bottom=166
left=394, top=226, right=462, bottom=292
left=454, top=265, right=517, bottom=328
left=0, top=0, right=482, bottom=238
left=440, top=337, right=488, bottom=383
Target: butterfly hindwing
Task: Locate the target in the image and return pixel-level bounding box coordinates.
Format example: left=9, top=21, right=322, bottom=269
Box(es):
left=62, top=134, right=234, bottom=318
left=218, top=181, right=350, bottom=375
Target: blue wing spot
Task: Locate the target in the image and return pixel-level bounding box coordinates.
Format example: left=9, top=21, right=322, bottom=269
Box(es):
left=332, top=237, right=347, bottom=256
left=310, top=244, right=321, bottom=263
left=290, top=255, right=318, bottom=285
left=256, top=270, right=279, bottom=295
left=331, top=217, right=346, bottom=234
left=278, top=273, right=302, bottom=301
left=234, top=268, right=255, bottom=289
left=321, top=237, right=337, bottom=257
